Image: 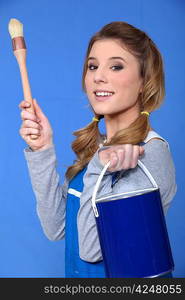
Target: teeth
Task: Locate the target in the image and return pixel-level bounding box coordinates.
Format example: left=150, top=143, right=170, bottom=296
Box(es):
left=95, top=91, right=113, bottom=96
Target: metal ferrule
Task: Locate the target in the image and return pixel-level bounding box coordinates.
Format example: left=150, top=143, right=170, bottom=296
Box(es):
left=12, top=36, right=26, bottom=51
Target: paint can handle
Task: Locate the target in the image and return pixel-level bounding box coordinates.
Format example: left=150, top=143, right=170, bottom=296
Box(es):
left=92, top=159, right=158, bottom=217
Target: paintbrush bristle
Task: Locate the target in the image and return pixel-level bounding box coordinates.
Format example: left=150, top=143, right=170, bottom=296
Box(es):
left=8, top=18, right=24, bottom=39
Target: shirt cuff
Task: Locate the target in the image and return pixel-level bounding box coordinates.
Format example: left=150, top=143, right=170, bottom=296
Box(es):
left=24, top=145, right=56, bottom=162
left=89, top=146, right=113, bottom=175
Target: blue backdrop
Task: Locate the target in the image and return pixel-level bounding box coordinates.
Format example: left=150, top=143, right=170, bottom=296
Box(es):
left=0, top=0, right=184, bottom=278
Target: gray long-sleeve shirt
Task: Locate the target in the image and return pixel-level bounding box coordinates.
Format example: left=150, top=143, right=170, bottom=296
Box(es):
left=24, top=130, right=177, bottom=262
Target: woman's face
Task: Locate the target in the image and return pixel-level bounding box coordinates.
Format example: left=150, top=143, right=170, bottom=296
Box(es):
left=84, top=39, right=143, bottom=117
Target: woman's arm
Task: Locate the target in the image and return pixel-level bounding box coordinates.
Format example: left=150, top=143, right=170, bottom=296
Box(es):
left=138, top=139, right=177, bottom=214
left=24, top=145, right=68, bottom=241
left=77, top=139, right=177, bottom=263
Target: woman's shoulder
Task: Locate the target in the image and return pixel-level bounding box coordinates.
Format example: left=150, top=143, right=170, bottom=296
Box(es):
left=141, top=130, right=175, bottom=173
left=143, top=130, right=170, bottom=151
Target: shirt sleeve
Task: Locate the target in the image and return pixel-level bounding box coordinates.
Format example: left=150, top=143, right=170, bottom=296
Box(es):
left=24, top=145, right=68, bottom=241
left=77, top=139, right=177, bottom=263
left=139, top=139, right=177, bottom=214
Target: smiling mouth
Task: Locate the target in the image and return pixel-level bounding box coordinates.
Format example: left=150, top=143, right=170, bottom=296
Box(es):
left=94, top=91, right=115, bottom=97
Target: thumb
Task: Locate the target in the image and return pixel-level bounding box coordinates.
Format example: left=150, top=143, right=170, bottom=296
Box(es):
left=32, top=99, right=46, bottom=119
left=139, top=146, right=145, bottom=155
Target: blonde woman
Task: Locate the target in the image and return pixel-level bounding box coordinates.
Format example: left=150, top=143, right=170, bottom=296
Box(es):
left=19, top=22, right=177, bottom=278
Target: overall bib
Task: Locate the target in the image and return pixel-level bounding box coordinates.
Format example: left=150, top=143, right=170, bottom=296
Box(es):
left=65, top=167, right=106, bottom=278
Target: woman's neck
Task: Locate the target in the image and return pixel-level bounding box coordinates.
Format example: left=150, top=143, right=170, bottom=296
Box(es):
left=104, top=107, right=140, bottom=142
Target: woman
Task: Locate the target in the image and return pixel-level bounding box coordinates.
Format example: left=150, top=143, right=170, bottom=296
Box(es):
left=19, top=21, right=177, bottom=278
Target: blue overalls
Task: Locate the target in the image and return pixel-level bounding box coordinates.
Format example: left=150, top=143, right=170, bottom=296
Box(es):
left=65, top=167, right=106, bottom=278
left=65, top=146, right=173, bottom=278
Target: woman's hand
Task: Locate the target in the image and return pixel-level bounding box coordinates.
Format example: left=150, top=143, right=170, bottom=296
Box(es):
left=19, top=99, right=53, bottom=151
left=98, top=144, right=145, bottom=172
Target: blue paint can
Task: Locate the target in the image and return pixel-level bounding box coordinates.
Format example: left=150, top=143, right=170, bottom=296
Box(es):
left=91, top=160, right=174, bottom=278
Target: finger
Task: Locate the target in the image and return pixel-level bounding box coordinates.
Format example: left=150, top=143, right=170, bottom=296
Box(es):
left=22, top=119, right=42, bottom=130
left=19, top=100, right=31, bottom=110
left=115, top=148, right=125, bottom=170
left=122, top=144, right=133, bottom=169
left=109, top=151, right=118, bottom=169
left=20, top=127, right=41, bottom=137
left=21, top=110, right=39, bottom=123
left=33, top=99, right=45, bottom=119
left=130, top=145, right=140, bottom=168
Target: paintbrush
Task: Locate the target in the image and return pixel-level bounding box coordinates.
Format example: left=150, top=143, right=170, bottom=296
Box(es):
left=8, top=18, right=38, bottom=139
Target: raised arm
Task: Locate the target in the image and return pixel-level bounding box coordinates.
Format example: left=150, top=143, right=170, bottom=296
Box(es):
left=19, top=99, right=68, bottom=240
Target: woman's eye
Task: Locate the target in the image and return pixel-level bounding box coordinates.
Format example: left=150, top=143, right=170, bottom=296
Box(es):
left=111, top=65, right=124, bottom=71
left=88, top=64, right=98, bottom=70
left=87, top=64, right=123, bottom=71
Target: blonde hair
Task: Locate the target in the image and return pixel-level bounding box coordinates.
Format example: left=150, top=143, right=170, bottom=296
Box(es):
left=65, top=21, right=165, bottom=181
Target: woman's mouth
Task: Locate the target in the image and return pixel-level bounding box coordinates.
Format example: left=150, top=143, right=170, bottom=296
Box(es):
left=94, top=90, right=115, bottom=101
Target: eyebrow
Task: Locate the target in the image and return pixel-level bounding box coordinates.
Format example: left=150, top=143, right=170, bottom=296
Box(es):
left=87, top=56, right=126, bottom=63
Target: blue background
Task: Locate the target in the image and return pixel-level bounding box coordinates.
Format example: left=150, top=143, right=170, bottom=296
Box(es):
left=0, top=0, right=184, bottom=277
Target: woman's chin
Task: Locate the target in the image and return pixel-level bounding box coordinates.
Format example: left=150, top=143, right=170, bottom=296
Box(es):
left=91, top=106, right=112, bottom=116
left=93, top=110, right=118, bottom=118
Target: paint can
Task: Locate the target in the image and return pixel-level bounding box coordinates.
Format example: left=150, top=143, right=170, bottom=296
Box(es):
left=91, top=160, right=174, bottom=278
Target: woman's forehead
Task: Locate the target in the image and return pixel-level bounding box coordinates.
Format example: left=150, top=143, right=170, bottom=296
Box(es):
left=89, top=39, right=138, bottom=64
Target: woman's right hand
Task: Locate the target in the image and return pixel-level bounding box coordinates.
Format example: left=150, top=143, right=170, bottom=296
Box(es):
left=19, top=99, right=53, bottom=151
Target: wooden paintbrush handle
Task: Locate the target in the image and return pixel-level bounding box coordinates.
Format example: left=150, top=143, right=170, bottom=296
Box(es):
left=14, top=49, right=38, bottom=140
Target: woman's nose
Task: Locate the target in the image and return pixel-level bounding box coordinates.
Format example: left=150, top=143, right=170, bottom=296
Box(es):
left=94, top=68, right=108, bottom=83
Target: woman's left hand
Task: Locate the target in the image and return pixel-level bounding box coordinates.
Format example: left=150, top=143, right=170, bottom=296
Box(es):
left=98, top=144, right=145, bottom=172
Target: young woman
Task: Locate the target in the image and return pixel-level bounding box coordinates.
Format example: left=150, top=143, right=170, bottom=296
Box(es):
left=19, top=21, right=177, bottom=278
